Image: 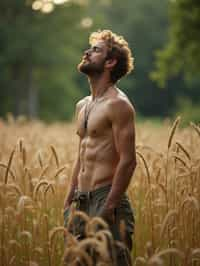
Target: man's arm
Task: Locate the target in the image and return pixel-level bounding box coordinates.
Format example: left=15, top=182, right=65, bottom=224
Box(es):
left=63, top=140, right=80, bottom=210
left=103, top=99, right=137, bottom=213
left=63, top=100, right=83, bottom=210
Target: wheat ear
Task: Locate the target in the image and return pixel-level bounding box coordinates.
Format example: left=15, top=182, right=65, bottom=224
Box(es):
left=176, top=141, right=191, bottom=160
left=190, top=122, right=200, bottom=137
left=4, top=148, right=15, bottom=184
left=168, top=116, right=181, bottom=149
left=50, top=145, right=59, bottom=168
left=0, top=163, right=16, bottom=181
left=33, top=180, right=49, bottom=200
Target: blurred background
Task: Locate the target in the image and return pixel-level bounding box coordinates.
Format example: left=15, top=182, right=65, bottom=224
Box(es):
left=0, top=0, right=199, bottom=125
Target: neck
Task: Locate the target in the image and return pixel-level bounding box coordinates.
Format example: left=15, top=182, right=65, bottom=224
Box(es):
left=88, top=75, right=114, bottom=100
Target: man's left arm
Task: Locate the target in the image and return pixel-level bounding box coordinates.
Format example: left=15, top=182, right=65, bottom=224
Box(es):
left=102, top=99, right=137, bottom=217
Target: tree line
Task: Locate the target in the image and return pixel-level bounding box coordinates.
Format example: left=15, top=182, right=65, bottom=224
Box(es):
left=0, top=0, right=199, bottom=124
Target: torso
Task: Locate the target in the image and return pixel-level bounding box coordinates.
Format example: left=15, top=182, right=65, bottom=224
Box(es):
left=76, top=87, right=130, bottom=192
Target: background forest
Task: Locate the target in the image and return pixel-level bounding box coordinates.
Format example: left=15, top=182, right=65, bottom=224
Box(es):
left=0, top=0, right=199, bottom=124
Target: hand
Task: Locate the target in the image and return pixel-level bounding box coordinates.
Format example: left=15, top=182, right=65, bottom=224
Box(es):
left=100, top=206, right=116, bottom=224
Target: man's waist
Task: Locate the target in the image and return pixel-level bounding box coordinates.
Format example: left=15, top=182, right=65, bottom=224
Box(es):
left=78, top=175, right=113, bottom=191
left=74, top=182, right=112, bottom=202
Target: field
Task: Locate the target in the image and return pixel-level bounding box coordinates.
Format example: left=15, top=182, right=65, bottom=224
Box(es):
left=0, top=116, right=200, bottom=266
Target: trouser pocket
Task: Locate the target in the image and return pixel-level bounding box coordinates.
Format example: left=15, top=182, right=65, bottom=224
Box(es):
left=116, top=195, right=135, bottom=250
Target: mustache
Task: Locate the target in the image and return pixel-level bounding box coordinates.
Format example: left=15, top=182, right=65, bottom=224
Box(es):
left=82, top=55, right=90, bottom=62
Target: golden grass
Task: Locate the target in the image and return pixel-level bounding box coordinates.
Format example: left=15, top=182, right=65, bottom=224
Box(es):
left=0, top=116, right=200, bottom=266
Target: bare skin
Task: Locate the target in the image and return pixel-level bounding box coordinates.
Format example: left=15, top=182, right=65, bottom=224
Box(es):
left=64, top=40, right=136, bottom=218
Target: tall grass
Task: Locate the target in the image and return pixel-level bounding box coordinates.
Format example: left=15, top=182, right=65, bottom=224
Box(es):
left=0, top=116, right=199, bottom=266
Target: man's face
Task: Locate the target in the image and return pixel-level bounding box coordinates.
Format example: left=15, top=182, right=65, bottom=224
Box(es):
left=78, top=41, right=109, bottom=76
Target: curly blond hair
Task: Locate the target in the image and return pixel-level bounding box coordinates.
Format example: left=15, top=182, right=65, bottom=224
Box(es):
left=89, top=29, right=134, bottom=83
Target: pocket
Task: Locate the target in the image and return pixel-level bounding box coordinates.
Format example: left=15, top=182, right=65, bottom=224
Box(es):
left=117, top=196, right=135, bottom=234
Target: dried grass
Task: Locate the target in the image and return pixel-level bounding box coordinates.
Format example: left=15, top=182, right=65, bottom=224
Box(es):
left=0, top=119, right=199, bottom=266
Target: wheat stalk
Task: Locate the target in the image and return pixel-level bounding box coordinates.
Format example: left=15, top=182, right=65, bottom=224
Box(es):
left=44, top=183, right=55, bottom=197
left=39, top=165, right=49, bottom=180
left=173, top=154, right=190, bottom=170
left=53, top=166, right=66, bottom=180
left=191, top=248, right=200, bottom=259
left=63, top=246, right=93, bottom=266
left=38, top=151, right=43, bottom=169
left=151, top=247, right=184, bottom=260
left=85, top=217, right=109, bottom=237
left=49, top=226, right=68, bottom=248
left=21, top=147, right=26, bottom=167
left=95, top=230, right=115, bottom=262
left=4, top=148, right=15, bottom=184
left=190, top=122, right=200, bottom=137
left=181, top=196, right=200, bottom=213
left=50, top=145, right=59, bottom=168
left=136, top=151, right=151, bottom=185
left=18, top=138, right=24, bottom=153
left=33, top=180, right=49, bottom=201
left=176, top=141, right=191, bottom=161
left=160, top=209, right=178, bottom=241
left=168, top=116, right=181, bottom=150
left=8, top=255, right=16, bottom=266
left=67, top=210, right=90, bottom=232
left=6, top=184, right=23, bottom=196
left=17, top=195, right=33, bottom=213
left=134, top=256, right=146, bottom=266
left=0, top=163, right=16, bottom=181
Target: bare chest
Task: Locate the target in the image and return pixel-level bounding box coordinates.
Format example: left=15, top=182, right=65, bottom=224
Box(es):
left=76, top=103, right=110, bottom=138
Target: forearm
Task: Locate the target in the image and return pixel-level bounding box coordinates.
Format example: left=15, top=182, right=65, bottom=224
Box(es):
left=104, top=158, right=136, bottom=210
left=64, top=159, right=80, bottom=206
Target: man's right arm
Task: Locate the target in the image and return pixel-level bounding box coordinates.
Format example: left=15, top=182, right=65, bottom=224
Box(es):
left=63, top=140, right=81, bottom=210
left=63, top=99, right=86, bottom=210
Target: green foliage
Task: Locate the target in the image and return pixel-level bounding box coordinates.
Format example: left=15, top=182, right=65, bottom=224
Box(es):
left=104, top=0, right=178, bottom=117
left=0, top=0, right=91, bottom=120
left=152, top=0, right=200, bottom=87
left=1, top=0, right=199, bottom=121
left=174, top=97, right=200, bottom=126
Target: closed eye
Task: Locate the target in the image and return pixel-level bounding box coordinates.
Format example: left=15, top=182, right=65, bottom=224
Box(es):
left=92, top=46, right=101, bottom=52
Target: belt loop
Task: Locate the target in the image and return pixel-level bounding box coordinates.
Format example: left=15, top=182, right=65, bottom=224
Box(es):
left=87, top=191, right=90, bottom=200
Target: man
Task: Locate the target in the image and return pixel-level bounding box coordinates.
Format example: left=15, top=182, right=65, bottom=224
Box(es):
left=64, top=29, right=137, bottom=265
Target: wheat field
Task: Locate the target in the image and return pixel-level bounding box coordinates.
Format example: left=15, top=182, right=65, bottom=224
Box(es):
left=0, top=115, right=200, bottom=266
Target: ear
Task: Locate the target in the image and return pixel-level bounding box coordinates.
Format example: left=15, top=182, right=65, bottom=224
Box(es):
left=105, top=58, right=117, bottom=69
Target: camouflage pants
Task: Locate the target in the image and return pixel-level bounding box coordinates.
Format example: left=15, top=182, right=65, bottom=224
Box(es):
left=64, top=185, right=135, bottom=266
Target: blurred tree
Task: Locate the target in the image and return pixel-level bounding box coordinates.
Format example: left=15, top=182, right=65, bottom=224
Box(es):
left=103, top=0, right=182, bottom=117
left=151, top=0, right=200, bottom=87
left=1, top=0, right=199, bottom=122
left=0, top=0, right=91, bottom=120
left=101, top=0, right=199, bottom=122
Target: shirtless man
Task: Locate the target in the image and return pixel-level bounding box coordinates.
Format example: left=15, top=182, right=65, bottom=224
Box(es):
left=64, top=30, right=137, bottom=265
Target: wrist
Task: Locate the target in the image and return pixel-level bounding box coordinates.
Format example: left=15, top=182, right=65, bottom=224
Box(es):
left=104, top=202, right=116, bottom=211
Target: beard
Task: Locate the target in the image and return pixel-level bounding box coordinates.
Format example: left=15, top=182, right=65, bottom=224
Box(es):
left=78, top=58, right=106, bottom=76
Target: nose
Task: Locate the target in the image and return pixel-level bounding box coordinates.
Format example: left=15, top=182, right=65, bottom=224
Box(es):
left=84, top=48, right=91, bottom=56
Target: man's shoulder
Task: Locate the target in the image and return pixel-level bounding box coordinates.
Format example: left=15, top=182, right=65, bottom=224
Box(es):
left=108, top=89, right=136, bottom=117
left=76, top=96, right=91, bottom=113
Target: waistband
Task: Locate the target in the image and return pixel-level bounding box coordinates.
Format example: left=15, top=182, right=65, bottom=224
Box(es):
left=73, top=184, right=112, bottom=201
